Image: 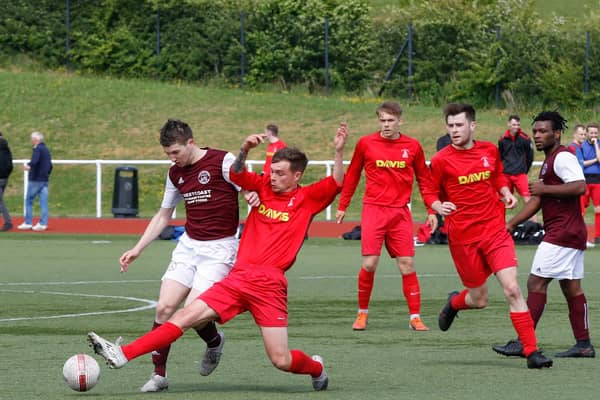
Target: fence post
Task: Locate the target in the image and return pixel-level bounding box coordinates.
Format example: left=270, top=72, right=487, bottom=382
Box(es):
left=585, top=31, right=590, bottom=94
left=156, top=8, right=161, bottom=56
left=407, top=23, right=413, bottom=100
left=325, top=18, right=330, bottom=95
left=495, top=26, right=501, bottom=108
left=378, top=36, right=408, bottom=97
left=240, top=11, right=246, bottom=88
left=65, top=0, right=70, bottom=71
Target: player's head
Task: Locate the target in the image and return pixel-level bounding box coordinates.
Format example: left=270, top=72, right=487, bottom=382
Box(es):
left=270, top=147, right=308, bottom=193
left=531, top=111, right=566, bottom=151
left=265, top=123, right=279, bottom=137
left=573, top=124, right=586, bottom=145
left=508, top=114, right=521, bottom=135
left=159, top=119, right=197, bottom=167
left=443, top=103, right=476, bottom=149
left=586, top=122, right=599, bottom=142
left=376, top=101, right=403, bottom=139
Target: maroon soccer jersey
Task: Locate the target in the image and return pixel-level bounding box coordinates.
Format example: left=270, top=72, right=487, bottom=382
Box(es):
left=338, top=132, right=437, bottom=211
left=163, top=148, right=239, bottom=240
left=430, top=141, right=508, bottom=244
left=230, top=170, right=341, bottom=271
left=538, top=146, right=587, bottom=250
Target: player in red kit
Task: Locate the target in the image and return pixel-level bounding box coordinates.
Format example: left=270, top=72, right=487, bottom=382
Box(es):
left=115, top=119, right=259, bottom=392
left=493, top=111, right=595, bottom=358
left=262, top=123, right=287, bottom=175
left=430, top=103, right=552, bottom=369
left=336, top=100, right=438, bottom=332
left=87, top=123, right=348, bottom=392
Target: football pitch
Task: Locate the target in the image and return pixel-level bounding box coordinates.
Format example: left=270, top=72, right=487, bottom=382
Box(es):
left=1, top=234, right=598, bottom=399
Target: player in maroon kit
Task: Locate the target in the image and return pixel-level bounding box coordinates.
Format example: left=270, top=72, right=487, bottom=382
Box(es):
left=493, top=111, right=595, bottom=358
left=87, top=123, right=348, bottom=391
left=430, top=103, right=552, bottom=369
left=336, top=101, right=438, bottom=332
left=262, top=123, right=287, bottom=175
left=116, top=119, right=260, bottom=392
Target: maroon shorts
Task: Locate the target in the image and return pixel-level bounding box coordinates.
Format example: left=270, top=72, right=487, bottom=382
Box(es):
left=199, top=266, right=288, bottom=327
left=449, top=229, right=518, bottom=288
left=505, top=174, right=530, bottom=197
left=361, top=204, right=414, bottom=258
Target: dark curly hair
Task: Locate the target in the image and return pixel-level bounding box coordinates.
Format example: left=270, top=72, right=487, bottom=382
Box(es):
left=532, top=111, right=567, bottom=132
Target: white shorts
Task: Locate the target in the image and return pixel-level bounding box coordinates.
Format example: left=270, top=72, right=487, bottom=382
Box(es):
left=162, top=232, right=238, bottom=292
left=531, top=241, right=584, bottom=280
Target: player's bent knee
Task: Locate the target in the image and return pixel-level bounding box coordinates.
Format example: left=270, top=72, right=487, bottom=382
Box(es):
left=269, top=354, right=290, bottom=371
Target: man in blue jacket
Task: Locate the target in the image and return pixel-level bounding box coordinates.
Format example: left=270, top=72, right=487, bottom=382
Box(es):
left=18, top=131, right=53, bottom=231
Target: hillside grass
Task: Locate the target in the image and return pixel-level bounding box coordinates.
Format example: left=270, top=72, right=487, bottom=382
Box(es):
left=1, top=69, right=599, bottom=221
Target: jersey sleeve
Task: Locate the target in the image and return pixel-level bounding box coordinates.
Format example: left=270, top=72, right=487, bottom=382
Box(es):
left=222, top=152, right=241, bottom=191
left=337, top=138, right=365, bottom=211
left=160, top=174, right=183, bottom=208
left=229, top=167, right=264, bottom=192
left=305, top=176, right=342, bottom=213
left=413, top=143, right=438, bottom=208
left=491, top=146, right=509, bottom=192
left=554, top=151, right=585, bottom=183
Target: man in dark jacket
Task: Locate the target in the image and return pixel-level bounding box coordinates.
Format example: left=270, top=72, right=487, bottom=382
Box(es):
left=0, top=132, right=14, bottom=231
left=498, top=115, right=534, bottom=206
left=17, top=131, right=52, bottom=231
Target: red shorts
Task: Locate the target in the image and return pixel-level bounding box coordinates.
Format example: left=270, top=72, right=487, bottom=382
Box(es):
left=361, top=204, right=414, bottom=258
left=199, top=266, right=288, bottom=327
left=504, top=174, right=530, bottom=197
left=448, top=229, right=518, bottom=288
left=582, top=183, right=600, bottom=209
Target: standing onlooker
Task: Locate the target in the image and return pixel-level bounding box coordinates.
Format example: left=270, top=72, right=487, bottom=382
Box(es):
left=493, top=111, right=594, bottom=359
left=568, top=124, right=586, bottom=169
left=0, top=132, right=14, bottom=231
left=581, top=123, right=600, bottom=245
left=436, top=132, right=451, bottom=152
left=430, top=103, right=552, bottom=369
left=336, top=100, right=438, bottom=332
left=17, top=131, right=52, bottom=231
left=498, top=115, right=534, bottom=205
left=262, top=123, right=287, bottom=175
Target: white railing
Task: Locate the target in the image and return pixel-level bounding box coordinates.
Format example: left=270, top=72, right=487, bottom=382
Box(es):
left=15, top=158, right=543, bottom=220
left=14, top=159, right=349, bottom=220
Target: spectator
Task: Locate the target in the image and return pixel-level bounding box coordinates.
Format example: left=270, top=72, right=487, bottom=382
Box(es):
left=0, top=132, right=14, bottom=231
left=498, top=115, right=534, bottom=205
left=436, top=132, right=451, bottom=152
left=262, top=123, right=287, bottom=175
left=581, top=122, right=600, bottom=245
left=18, top=131, right=52, bottom=231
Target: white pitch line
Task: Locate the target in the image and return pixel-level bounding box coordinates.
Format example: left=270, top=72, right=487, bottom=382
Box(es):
left=0, top=290, right=156, bottom=322
left=0, top=280, right=157, bottom=286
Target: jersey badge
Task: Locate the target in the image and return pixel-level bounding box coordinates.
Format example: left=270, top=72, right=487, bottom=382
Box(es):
left=287, top=196, right=295, bottom=207
left=198, top=170, right=211, bottom=184
left=178, top=177, right=184, bottom=185
left=401, top=149, right=410, bottom=158
left=481, top=156, right=490, bottom=167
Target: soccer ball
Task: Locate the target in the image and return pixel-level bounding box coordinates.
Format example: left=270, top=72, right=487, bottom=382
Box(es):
left=62, top=354, right=101, bottom=392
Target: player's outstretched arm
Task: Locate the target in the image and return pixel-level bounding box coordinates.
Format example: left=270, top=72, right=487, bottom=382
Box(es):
left=119, top=207, right=174, bottom=272
left=233, top=134, right=266, bottom=173
left=332, top=122, right=348, bottom=186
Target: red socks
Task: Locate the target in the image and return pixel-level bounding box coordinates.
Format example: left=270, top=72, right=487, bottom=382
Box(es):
left=450, top=290, right=469, bottom=310
left=402, top=272, right=421, bottom=315
left=150, top=322, right=171, bottom=377
left=510, top=311, right=538, bottom=357
left=568, top=294, right=590, bottom=341
left=122, top=321, right=184, bottom=361
left=289, top=349, right=322, bottom=378
left=357, top=268, right=375, bottom=310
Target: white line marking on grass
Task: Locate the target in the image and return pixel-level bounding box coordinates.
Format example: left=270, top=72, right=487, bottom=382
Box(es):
left=0, top=280, right=157, bottom=286
left=0, top=290, right=156, bottom=322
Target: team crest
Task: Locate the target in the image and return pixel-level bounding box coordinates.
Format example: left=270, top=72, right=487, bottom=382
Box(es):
left=178, top=177, right=184, bottom=184
left=540, top=162, right=547, bottom=176
left=198, top=170, right=211, bottom=184
left=401, top=149, right=410, bottom=158
left=481, top=156, right=490, bottom=167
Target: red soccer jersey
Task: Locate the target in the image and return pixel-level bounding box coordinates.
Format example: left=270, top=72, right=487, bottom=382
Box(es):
left=163, top=148, right=239, bottom=240
left=338, top=132, right=437, bottom=211
left=230, top=170, right=341, bottom=271
left=430, top=141, right=509, bottom=244
left=263, top=140, right=287, bottom=175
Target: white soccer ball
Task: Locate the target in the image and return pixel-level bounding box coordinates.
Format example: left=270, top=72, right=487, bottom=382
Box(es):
left=62, top=354, right=101, bottom=392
